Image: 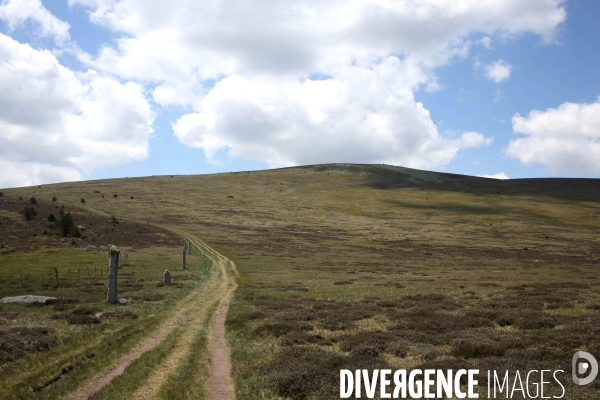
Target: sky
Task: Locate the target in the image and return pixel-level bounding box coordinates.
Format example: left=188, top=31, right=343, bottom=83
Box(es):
left=1, top=0, right=599, bottom=188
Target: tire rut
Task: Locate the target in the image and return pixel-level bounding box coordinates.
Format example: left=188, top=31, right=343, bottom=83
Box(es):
left=68, top=214, right=237, bottom=400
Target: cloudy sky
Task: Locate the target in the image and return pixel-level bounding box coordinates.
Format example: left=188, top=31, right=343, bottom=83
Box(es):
left=0, top=0, right=599, bottom=187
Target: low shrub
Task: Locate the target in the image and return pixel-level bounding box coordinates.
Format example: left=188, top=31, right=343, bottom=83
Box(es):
left=0, top=327, right=57, bottom=363
left=20, top=206, right=37, bottom=221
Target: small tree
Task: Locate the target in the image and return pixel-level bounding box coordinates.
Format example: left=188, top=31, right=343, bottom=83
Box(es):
left=80, top=198, right=86, bottom=204
left=56, top=212, right=80, bottom=237
left=111, top=215, right=119, bottom=224
left=20, top=206, right=37, bottom=221
left=0, top=192, right=3, bottom=196
left=47, top=213, right=57, bottom=222
left=113, top=194, right=118, bottom=198
left=59, top=206, right=65, bottom=217
left=52, top=196, right=57, bottom=202
left=30, top=197, right=37, bottom=205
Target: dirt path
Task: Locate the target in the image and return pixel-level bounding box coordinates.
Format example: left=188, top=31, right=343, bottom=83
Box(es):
left=206, top=269, right=235, bottom=400
left=68, top=214, right=237, bottom=400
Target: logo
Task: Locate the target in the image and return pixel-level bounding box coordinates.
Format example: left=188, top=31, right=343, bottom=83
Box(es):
left=572, top=351, right=598, bottom=386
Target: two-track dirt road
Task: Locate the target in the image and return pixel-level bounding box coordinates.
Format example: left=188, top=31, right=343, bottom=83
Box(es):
left=69, top=211, right=237, bottom=399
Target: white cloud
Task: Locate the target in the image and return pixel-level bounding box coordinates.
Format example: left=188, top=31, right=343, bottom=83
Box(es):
left=506, top=98, right=600, bottom=174
left=484, top=59, right=512, bottom=82
left=0, top=0, right=566, bottom=182
left=173, top=62, right=493, bottom=169
left=0, top=0, right=70, bottom=43
left=74, top=0, right=565, bottom=84
left=82, top=0, right=557, bottom=169
left=0, top=34, right=154, bottom=187
left=480, top=36, right=493, bottom=48
left=478, top=172, right=509, bottom=179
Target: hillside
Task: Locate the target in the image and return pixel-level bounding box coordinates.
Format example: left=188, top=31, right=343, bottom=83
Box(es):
left=1, top=164, right=600, bottom=399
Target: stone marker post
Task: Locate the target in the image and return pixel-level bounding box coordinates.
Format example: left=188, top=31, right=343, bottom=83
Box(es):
left=54, top=268, right=60, bottom=286
left=177, top=237, right=180, bottom=246
left=107, top=245, right=120, bottom=304
left=182, top=249, right=187, bottom=269
left=164, top=270, right=171, bottom=284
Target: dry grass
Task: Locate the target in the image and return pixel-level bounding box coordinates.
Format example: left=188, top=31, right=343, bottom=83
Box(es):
left=2, top=163, right=600, bottom=398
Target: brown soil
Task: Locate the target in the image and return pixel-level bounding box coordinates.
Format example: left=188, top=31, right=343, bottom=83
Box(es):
left=207, top=298, right=234, bottom=400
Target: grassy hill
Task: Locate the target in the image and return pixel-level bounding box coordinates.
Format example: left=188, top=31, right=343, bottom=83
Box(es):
left=1, top=164, right=600, bottom=399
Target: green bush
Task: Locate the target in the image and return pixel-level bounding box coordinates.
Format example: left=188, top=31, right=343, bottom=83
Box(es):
left=80, top=198, right=86, bottom=204
left=113, top=194, right=118, bottom=198
left=52, top=196, right=57, bottom=202
left=20, top=206, right=37, bottom=221
left=30, top=197, right=37, bottom=205
left=56, top=212, right=80, bottom=237
left=47, top=213, right=56, bottom=222
left=0, top=192, right=3, bottom=196
left=111, top=215, right=119, bottom=224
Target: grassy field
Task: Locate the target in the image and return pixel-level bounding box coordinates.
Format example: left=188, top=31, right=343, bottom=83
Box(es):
left=1, top=163, right=600, bottom=399
left=0, top=200, right=212, bottom=399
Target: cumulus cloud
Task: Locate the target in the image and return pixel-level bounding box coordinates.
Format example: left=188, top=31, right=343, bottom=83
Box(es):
left=173, top=61, right=492, bottom=168
left=69, top=0, right=563, bottom=169
left=74, top=0, right=565, bottom=83
left=478, top=172, right=509, bottom=179
left=506, top=98, right=600, bottom=174
left=0, top=0, right=70, bottom=42
left=0, top=33, right=154, bottom=187
left=1, top=0, right=567, bottom=184
left=484, top=59, right=512, bottom=82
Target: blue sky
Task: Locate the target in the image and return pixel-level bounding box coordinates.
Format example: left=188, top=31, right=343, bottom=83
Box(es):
left=1, top=0, right=599, bottom=187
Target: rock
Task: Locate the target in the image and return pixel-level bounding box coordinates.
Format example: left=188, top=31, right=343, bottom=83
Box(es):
left=0, top=295, right=57, bottom=303
left=118, top=298, right=128, bottom=305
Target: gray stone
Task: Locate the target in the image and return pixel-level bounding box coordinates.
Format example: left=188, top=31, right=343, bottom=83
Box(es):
left=107, top=245, right=120, bottom=304
left=118, top=298, right=128, bottom=305
left=164, top=269, right=171, bottom=284
left=0, top=295, right=56, bottom=304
